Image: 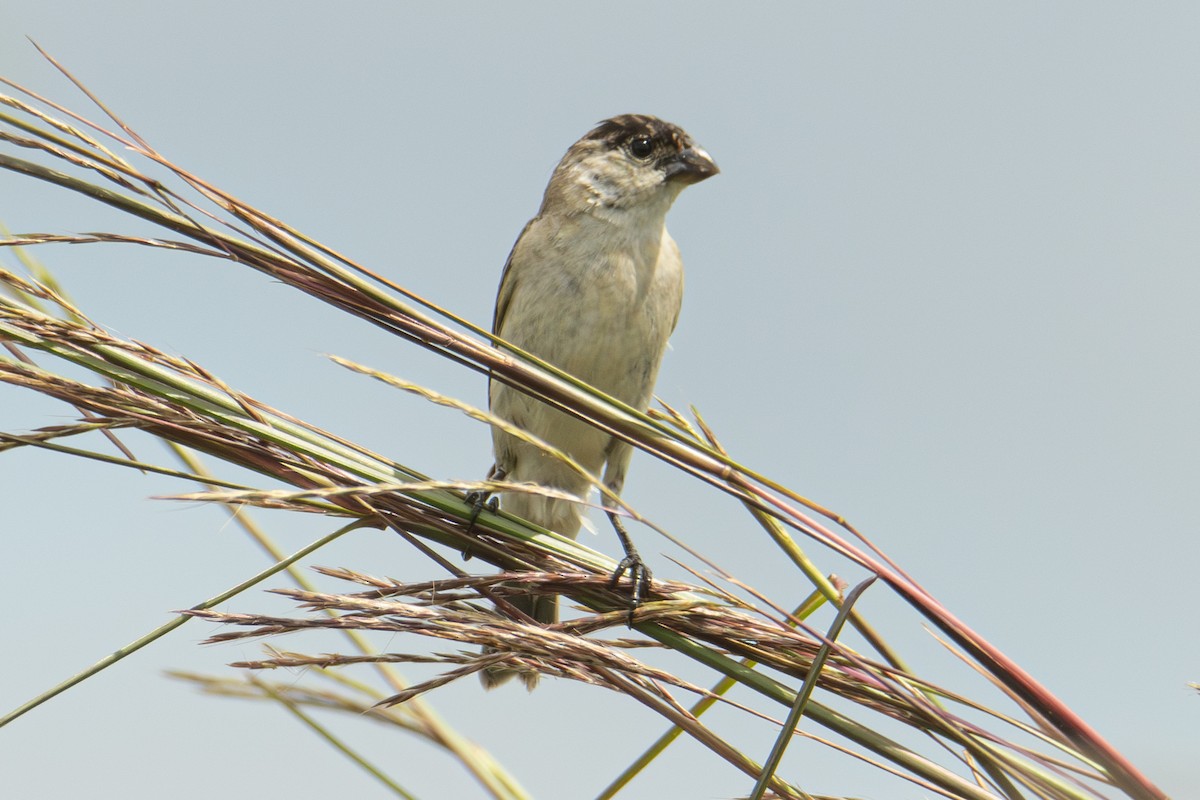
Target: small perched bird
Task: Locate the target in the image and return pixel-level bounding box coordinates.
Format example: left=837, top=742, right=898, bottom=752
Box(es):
left=481, top=114, right=717, bottom=688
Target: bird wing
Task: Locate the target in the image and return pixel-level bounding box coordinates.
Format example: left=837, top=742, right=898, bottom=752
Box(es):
left=492, top=216, right=537, bottom=336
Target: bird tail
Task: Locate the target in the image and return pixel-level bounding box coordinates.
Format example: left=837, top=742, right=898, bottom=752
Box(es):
left=479, top=592, right=556, bottom=690
left=479, top=484, right=584, bottom=690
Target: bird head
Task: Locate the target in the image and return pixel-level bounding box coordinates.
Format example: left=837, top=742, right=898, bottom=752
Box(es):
left=543, top=114, right=718, bottom=217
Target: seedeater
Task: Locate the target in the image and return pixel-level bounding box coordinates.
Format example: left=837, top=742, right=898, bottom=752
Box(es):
left=482, top=114, right=717, bottom=688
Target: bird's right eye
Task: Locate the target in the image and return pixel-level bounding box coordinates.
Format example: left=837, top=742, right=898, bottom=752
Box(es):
left=628, top=136, right=654, bottom=160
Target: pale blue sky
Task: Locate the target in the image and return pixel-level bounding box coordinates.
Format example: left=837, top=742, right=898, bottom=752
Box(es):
left=2, top=3, right=1197, bottom=798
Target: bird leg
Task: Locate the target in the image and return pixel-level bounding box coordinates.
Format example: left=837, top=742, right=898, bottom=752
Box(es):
left=606, top=510, right=651, bottom=623
left=463, top=465, right=504, bottom=560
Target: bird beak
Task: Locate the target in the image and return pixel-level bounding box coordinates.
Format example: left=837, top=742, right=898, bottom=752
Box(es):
left=663, top=145, right=719, bottom=185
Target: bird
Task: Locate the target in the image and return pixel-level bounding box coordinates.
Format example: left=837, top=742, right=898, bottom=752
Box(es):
left=479, top=114, right=718, bottom=689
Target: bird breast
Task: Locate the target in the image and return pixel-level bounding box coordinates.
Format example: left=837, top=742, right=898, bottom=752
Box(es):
left=501, top=218, right=684, bottom=407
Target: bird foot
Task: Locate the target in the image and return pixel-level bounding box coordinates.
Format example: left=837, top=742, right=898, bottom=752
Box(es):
left=462, top=491, right=499, bottom=560
left=608, top=553, right=652, bottom=626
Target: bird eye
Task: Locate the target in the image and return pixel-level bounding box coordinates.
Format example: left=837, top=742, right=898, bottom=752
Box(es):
left=628, top=136, right=654, bottom=160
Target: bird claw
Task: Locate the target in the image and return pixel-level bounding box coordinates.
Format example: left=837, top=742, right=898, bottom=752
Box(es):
left=608, top=553, right=652, bottom=626
left=462, top=491, right=499, bottom=561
